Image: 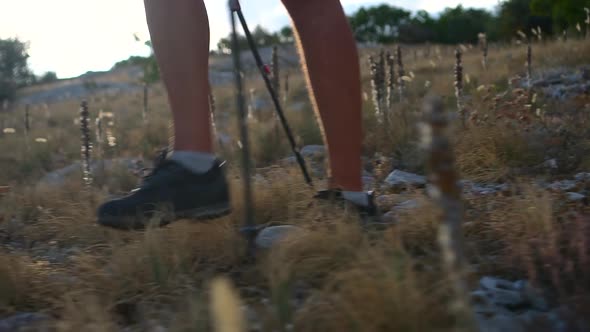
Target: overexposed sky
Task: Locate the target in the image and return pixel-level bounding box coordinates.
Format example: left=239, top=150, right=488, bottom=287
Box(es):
left=0, top=0, right=499, bottom=79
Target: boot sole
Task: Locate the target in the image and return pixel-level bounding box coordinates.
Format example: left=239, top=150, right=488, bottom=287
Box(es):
left=98, top=202, right=232, bottom=230
left=177, top=202, right=232, bottom=220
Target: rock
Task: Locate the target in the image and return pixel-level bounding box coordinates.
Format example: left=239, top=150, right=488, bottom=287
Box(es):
left=255, top=225, right=302, bottom=249
left=375, top=194, right=397, bottom=211
left=384, top=170, right=426, bottom=189
left=39, top=158, right=143, bottom=186
left=480, top=276, right=514, bottom=291
left=546, top=179, right=578, bottom=192
left=380, top=211, right=397, bottom=224
left=477, top=313, right=525, bottom=332
left=0, top=313, right=50, bottom=332
left=517, top=310, right=544, bottom=327
left=479, top=277, right=525, bottom=309
left=574, top=172, right=590, bottom=182
left=462, top=181, right=509, bottom=196
left=513, top=280, right=549, bottom=311
left=300, top=145, right=325, bottom=158
left=541, top=158, right=558, bottom=170
left=392, top=199, right=419, bottom=211
left=566, top=192, right=586, bottom=203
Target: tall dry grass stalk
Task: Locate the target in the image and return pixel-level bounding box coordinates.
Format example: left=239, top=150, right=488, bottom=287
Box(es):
left=532, top=26, right=543, bottom=43
left=368, top=53, right=386, bottom=123
left=209, top=91, right=223, bottom=149
left=272, top=45, right=280, bottom=103
left=79, top=100, right=92, bottom=186
left=95, top=114, right=103, bottom=148
left=283, top=71, right=289, bottom=105
left=23, top=104, right=30, bottom=151
left=454, top=49, right=465, bottom=128
left=142, top=83, right=148, bottom=124
left=271, top=45, right=282, bottom=136
left=210, top=277, right=246, bottom=332
left=422, top=96, right=477, bottom=330
left=396, top=45, right=406, bottom=101
left=386, top=51, right=396, bottom=111
left=585, top=8, right=590, bottom=39
left=526, top=41, right=532, bottom=89
left=478, top=33, right=488, bottom=70
left=24, top=104, right=30, bottom=134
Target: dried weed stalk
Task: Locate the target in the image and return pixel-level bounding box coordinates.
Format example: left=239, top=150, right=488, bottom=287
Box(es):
left=396, top=45, right=405, bottom=101
left=526, top=41, right=532, bottom=89
left=272, top=45, right=280, bottom=103
left=454, top=49, right=465, bottom=127
left=386, top=51, right=396, bottom=111
left=368, top=53, right=386, bottom=123
left=143, top=83, right=149, bottom=123
left=423, top=96, right=477, bottom=330
left=478, top=33, right=488, bottom=70
left=80, top=100, right=92, bottom=186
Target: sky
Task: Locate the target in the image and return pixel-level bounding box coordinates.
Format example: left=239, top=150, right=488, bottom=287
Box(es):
left=0, top=0, right=499, bottom=79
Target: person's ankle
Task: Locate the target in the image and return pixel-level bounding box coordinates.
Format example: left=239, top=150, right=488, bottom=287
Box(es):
left=167, top=150, right=216, bottom=174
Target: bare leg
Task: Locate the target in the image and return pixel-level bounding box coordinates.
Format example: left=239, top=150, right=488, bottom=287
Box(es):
left=282, top=0, right=363, bottom=191
left=144, top=0, right=212, bottom=153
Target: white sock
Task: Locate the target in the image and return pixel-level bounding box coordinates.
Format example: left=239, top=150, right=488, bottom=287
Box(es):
left=342, top=191, right=369, bottom=207
left=167, top=151, right=216, bottom=174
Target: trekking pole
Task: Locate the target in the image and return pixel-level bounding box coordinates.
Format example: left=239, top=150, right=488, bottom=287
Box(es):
left=230, top=0, right=313, bottom=186
left=229, top=0, right=257, bottom=258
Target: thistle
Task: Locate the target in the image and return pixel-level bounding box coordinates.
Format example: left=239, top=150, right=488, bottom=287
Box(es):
left=422, top=96, right=477, bottom=330
left=454, top=49, right=465, bottom=128
left=80, top=101, right=92, bottom=186
left=396, top=45, right=405, bottom=101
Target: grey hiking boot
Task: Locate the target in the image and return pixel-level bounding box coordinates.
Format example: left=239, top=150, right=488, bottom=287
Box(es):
left=97, top=152, right=231, bottom=230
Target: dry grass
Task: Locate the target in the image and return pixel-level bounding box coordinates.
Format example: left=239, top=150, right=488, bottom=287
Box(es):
left=0, top=39, right=589, bottom=330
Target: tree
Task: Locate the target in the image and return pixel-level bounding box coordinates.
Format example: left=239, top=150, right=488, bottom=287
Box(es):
left=216, top=25, right=280, bottom=53
left=38, top=71, right=58, bottom=84
left=398, top=10, right=437, bottom=43
left=348, top=5, right=412, bottom=43
left=497, top=0, right=553, bottom=39
left=434, top=6, right=496, bottom=43
left=0, top=38, right=35, bottom=103
left=531, top=0, right=590, bottom=31
left=279, top=26, right=294, bottom=43
left=114, top=38, right=160, bottom=84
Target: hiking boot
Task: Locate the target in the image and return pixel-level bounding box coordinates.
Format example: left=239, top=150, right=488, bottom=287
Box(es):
left=97, top=154, right=231, bottom=230
left=314, top=189, right=378, bottom=219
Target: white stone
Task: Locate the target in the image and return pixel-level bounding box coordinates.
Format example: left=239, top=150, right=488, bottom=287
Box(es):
left=255, top=225, right=302, bottom=249
left=384, top=170, right=426, bottom=189
left=300, top=145, right=325, bottom=158
left=566, top=192, right=586, bottom=202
